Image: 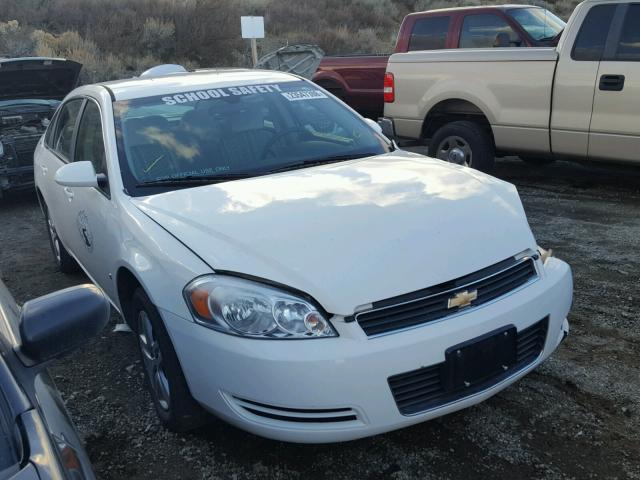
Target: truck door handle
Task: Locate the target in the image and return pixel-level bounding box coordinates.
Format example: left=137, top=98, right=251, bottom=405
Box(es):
left=63, top=187, right=74, bottom=200
left=599, top=74, right=625, bottom=91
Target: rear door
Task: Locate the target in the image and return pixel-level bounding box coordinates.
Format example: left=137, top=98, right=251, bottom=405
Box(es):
left=38, top=98, right=84, bottom=247
left=588, top=3, right=640, bottom=163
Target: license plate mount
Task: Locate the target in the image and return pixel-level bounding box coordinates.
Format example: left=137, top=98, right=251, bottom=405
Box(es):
left=443, top=326, right=517, bottom=392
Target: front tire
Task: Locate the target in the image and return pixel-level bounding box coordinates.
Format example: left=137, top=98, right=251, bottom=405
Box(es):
left=44, top=206, right=79, bottom=274
left=132, top=288, right=209, bottom=432
left=428, top=120, right=495, bottom=173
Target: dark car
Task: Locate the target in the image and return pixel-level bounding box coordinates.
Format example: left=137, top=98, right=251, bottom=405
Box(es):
left=0, top=57, right=81, bottom=198
left=313, top=5, right=566, bottom=119
left=0, top=279, right=109, bottom=479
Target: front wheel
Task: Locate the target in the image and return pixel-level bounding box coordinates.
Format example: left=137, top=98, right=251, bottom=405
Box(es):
left=133, top=288, right=209, bottom=432
left=428, top=121, right=495, bottom=173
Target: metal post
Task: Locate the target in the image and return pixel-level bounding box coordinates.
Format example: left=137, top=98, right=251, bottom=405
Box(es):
left=251, top=38, right=258, bottom=67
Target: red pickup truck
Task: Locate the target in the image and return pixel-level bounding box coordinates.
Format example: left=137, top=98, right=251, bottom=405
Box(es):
left=312, top=5, right=565, bottom=119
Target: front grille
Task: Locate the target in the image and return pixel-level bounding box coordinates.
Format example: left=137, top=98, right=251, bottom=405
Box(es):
left=10, top=134, right=41, bottom=167
left=356, top=256, right=537, bottom=336
left=232, top=396, right=359, bottom=424
left=388, top=317, right=548, bottom=415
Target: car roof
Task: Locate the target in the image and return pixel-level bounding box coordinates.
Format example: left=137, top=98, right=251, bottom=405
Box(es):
left=412, top=4, right=540, bottom=15
left=97, top=68, right=303, bottom=101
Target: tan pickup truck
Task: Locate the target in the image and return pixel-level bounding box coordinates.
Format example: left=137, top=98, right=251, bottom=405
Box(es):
left=381, top=0, right=640, bottom=172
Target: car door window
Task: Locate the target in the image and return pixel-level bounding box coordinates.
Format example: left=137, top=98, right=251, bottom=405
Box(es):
left=51, top=99, right=83, bottom=160
left=75, top=100, right=109, bottom=195
left=459, top=14, right=521, bottom=48
left=571, top=4, right=617, bottom=61
left=614, top=5, right=640, bottom=61
left=408, top=16, right=450, bottom=51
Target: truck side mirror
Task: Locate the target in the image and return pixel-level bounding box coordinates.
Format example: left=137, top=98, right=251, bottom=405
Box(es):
left=19, top=285, right=110, bottom=364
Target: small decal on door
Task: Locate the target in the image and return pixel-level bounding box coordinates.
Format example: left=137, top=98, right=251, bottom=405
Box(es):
left=76, top=210, right=94, bottom=252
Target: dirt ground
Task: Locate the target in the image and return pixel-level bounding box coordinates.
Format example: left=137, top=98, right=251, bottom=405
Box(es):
left=0, top=157, right=639, bottom=480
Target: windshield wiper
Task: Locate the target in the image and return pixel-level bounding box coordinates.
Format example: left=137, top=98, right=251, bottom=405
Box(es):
left=267, top=153, right=379, bottom=174
left=136, top=173, right=253, bottom=187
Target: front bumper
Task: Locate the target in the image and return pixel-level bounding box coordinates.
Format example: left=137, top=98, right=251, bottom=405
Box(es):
left=164, top=257, right=572, bottom=443
left=0, top=165, right=34, bottom=195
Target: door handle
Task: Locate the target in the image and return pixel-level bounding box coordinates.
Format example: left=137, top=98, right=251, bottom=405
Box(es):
left=40, top=165, right=48, bottom=175
left=63, top=187, right=74, bottom=201
left=599, top=74, right=625, bottom=91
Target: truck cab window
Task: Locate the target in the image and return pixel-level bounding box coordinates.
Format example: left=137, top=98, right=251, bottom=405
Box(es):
left=459, top=14, right=521, bottom=48
left=408, top=16, right=450, bottom=51
left=571, top=4, right=616, bottom=61
left=615, top=5, right=640, bottom=61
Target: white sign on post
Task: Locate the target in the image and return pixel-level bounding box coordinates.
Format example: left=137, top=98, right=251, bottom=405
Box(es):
left=241, top=16, right=264, bottom=68
left=241, top=16, right=264, bottom=39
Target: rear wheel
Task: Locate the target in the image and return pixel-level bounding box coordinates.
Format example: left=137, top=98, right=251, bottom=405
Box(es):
left=44, top=206, right=79, bottom=274
left=429, top=121, right=495, bottom=173
left=133, top=288, right=209, bottom=432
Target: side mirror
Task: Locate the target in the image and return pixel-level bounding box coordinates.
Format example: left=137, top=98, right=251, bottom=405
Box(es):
left=19, top=285, right=110, bottom=364
left=54, top=161, right=99, bottom=188
left=364, top=118, right=384, bottom=135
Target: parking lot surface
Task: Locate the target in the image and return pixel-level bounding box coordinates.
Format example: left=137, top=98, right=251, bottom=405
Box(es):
left=0, top=158, right=638, bottom=479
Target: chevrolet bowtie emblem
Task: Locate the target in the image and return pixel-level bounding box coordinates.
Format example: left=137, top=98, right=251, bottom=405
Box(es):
left=447, top=289, right=478, bottom=309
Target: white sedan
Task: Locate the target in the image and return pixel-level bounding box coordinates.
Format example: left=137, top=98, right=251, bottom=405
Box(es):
left=34, top=67, right=572, bottom=443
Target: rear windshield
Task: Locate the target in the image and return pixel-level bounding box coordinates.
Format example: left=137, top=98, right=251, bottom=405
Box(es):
left=113, top=80, right=391, bottom=196
left=508, top=8, right=566, bottom=41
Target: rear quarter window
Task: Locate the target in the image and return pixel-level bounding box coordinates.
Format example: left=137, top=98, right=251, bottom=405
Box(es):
left=408, top=16, right=450, bottom=51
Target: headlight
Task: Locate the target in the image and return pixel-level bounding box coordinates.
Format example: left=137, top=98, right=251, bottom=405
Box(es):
left=184, top=275, right=337, bottom=338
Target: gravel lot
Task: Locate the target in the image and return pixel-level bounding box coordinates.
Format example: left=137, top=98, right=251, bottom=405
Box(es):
left=0, top=157, right=639, bottom=480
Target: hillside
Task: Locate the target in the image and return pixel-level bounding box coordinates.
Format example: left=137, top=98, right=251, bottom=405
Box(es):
left=0, top=0, right=580, bottom=84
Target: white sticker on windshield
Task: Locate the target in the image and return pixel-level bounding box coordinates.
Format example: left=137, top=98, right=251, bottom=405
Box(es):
left=281, top=90, right=328, bottom=101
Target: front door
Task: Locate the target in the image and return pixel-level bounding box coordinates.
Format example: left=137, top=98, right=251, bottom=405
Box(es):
left=64, top=98, right=119, bottom=300
left=588, top=3, right=640, bottom=163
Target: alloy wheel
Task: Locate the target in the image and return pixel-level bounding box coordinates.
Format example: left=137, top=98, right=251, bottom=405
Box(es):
left=138, top=310, right=171, bottom=412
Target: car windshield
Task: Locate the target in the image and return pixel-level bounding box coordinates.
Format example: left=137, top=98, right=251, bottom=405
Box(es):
left=113, top=80, right=391, bottom=195
left=508, top=8, right=566, bottom=41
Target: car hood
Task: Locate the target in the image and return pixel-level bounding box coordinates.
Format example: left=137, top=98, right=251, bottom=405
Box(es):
left=132, top=152, right=537, bottom=315
left=0, top=58, right=82, bottom=101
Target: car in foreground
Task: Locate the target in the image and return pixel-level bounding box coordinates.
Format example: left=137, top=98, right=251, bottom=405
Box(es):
left=381, top=0, right=639, bottom=172
left=34, top=67, right=572, bottom=442
left=313, top=5, right=565, bottom=118
left=0, top=57, right=81, bottom=199
left=0, top=278, right=109, bottom=478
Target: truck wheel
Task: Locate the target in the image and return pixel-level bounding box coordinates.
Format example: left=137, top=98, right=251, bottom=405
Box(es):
left=133, top=288, right=209, bottom=432
left=44, top=206, right=79, bottom=274
left=429, top=121, right=495, bottom=173
left=521, top=156, right=556, bottom=165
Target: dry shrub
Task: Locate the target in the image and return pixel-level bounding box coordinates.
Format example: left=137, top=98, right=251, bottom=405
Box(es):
left=0, top=20, right=35, bottom=56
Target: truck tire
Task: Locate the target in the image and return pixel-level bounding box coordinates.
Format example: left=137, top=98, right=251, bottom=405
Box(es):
left=133, top=288, right=209, bottom=432
left=428, top=121, right=495, bottom=173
